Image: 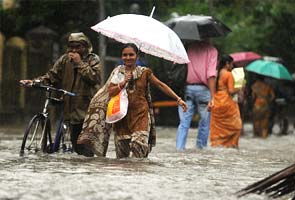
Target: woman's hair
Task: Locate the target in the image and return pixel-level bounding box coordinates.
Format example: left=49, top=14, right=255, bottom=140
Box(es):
left=121, top=43, right=139, bottom=54
left=216, top=55, right=234, bottom=90
left=218, top=55, right=234, bottom=69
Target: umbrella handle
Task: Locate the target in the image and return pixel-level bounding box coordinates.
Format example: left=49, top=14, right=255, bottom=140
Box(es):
left=149, top=6, right=155, bottom=17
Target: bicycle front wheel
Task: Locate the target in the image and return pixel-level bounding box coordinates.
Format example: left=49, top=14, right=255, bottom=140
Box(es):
left=20, top=115, right=49, bottom=156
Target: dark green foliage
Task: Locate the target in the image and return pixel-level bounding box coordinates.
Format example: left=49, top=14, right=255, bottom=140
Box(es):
left=164, top=0, right=295, bottom=72
left=1, top=0, right=294, bottom=71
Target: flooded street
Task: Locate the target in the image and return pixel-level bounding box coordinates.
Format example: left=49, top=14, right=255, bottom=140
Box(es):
left=0, top=124, right=294, bottom=200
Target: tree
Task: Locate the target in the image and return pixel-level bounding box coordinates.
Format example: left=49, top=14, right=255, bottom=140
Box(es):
left=162, top=0, right=295, bottom=72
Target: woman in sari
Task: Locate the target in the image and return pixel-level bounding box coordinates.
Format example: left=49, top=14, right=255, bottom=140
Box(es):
left=78, top=43, right=187, bottom=158
left=251, top=75, right=275, bottom=138
left=210, top=55, right=242, bottom=148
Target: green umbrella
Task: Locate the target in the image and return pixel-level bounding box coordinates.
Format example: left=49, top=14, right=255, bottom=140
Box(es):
left=245, top=60, right=293, bottom=81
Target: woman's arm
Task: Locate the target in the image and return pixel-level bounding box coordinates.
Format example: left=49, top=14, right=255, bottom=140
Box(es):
left=149, top=73, right=188, bottom=112
left=108, top=71, right=132, bottom=97
left=227, top=72, right=240, bottom=95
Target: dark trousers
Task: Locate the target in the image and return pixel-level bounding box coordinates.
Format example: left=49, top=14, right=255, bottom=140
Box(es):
left=70, top=123, right=94, bottom=157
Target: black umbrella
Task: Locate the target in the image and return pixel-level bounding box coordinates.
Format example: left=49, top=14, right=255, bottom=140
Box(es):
left=165, top=15, right=231, bottom=42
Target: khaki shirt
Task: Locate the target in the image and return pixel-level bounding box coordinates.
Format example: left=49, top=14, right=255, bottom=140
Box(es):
left=38, top=53, right=102, bottom=124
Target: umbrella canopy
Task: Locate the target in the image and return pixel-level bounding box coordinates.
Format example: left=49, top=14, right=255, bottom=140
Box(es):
left=91, top=14, right=189, bottom=64
left=230, top=51, right=262, bottom=67
left=246, top=60, right=293, bottom=81
left=165, top=14, right=231, bottom=42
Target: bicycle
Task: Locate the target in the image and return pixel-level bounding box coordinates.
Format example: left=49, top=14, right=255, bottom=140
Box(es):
left=19, top=80, right=76, bottom=156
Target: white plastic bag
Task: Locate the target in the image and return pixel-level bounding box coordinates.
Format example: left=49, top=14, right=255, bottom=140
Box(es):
left=232, top=68, right=245, bottom=102
left=232, top=67, right=245, bottom=88
left=106, top=88, right=128, bottom=123
left=105, top=67, right=128, bottom=123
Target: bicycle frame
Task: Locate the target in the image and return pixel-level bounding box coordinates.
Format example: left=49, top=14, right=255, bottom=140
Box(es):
left=51, top=110, right=72, bottom=153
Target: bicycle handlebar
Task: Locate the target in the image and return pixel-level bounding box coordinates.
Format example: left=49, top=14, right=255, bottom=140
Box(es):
left=41, top=85, right=76, bottom=97
left=20, top=80, right=76, bottom=97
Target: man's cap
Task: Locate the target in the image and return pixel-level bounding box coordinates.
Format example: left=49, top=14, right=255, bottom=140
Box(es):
left=68, top=32, right=93, bottom=53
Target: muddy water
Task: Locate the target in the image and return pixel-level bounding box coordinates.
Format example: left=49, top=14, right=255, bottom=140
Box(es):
left=0, top=125, right=294, bottom=200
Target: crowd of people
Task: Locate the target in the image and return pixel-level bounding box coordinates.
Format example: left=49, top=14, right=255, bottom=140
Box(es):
left=20, top=31, right=290, bottom=158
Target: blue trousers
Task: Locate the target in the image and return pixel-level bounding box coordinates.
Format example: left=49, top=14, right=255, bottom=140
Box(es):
left=176, top=85, right=211, bottom=150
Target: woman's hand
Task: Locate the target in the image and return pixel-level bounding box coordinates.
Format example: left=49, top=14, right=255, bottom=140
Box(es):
left=117, top=72, right=132, bottom=89
left=177, top=98, right=188, bottom=112
left=125, top=71, right=133, bottom=82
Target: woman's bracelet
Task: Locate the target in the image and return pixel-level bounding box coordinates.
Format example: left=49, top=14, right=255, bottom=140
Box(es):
left=117, top=83, right=122, bottom=90
left=176, top=97, right=182, bottom=104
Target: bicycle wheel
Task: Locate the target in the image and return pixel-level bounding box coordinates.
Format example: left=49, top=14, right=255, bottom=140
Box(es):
left=20, top=115, right=52, bottom=156
left=43, top=118, right=53, bottom=153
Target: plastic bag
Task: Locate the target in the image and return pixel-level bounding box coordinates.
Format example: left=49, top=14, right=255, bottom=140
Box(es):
left=232, top=68, right=245, bottom=102
left=232, top=67, right=245, bottom=88
left=106, top=88, right=128, bottom=123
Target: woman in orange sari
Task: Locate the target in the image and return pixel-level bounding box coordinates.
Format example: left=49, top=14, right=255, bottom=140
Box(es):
left=210, top=55, right=242, bottom=148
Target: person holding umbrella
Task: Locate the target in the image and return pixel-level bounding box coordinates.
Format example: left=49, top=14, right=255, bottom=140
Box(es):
left=246, top=60, right=293, bottom=136
left=78, top=43, right=188, bottom=158
left=176, top=38, right=218, bottom=150
left=76, top=13, right=189, bottom=158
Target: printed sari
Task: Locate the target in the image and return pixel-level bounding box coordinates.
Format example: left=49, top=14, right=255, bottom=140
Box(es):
left=77, top=65, right=156, bottom=157
left=251, top=80, right=275, bottom=138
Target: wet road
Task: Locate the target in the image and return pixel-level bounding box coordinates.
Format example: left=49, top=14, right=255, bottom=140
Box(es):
left=0, top=124, right=294, bottom=200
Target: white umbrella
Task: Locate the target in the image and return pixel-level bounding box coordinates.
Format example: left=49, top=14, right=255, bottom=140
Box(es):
left=91, top=14, right=190, bottom=64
